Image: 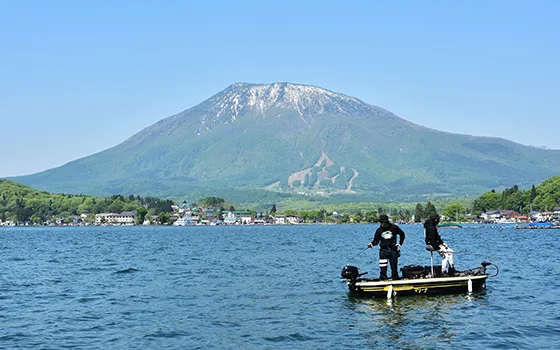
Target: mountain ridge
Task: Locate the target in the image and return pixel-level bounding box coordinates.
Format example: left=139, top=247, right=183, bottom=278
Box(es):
left=10, top=82, right=560, bottom=204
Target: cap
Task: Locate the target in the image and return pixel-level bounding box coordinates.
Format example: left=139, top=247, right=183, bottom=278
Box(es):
left=379, top=214, right=389, bottom=222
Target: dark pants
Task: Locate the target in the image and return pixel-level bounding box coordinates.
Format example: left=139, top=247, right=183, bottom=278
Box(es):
left=379, top=248, right=399, bottom=279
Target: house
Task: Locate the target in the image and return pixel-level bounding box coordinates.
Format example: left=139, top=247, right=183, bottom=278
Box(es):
left=539, top=211, right=554, bottom=222
left=287, top=215, right=302, bottom=224
left=274, top=215, right=286, bottom=225
left=178, top=203, right=190, bottom=214
left=95, top=211, right=138, bottom=225
left=239, top=213, right=254, bottom=225
left=223, top=211, right=237, bottom=225
left=481, top=210, right=521, bottom=223
left=480, top=210, right=500, bottom=221
left=230, top=211, right=253, bottom=224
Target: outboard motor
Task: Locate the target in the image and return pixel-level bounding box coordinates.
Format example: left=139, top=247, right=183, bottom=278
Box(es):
left=341, top=265, right=360, bottom=281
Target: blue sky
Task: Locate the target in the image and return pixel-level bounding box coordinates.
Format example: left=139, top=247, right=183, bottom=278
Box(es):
left=1, top=0, right=559, bottom=177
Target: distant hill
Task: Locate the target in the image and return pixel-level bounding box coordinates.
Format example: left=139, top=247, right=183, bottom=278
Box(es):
left=473, top=174, right=560, bottom=214
left=11, top=82, right=560, bottom=203
left=0, top=179, right=173, bottom=224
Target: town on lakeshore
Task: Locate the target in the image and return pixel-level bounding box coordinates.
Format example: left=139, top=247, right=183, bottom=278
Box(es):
left=2, top=204, right=560, bottom=227
left=2, top=178, right=560, bottom=228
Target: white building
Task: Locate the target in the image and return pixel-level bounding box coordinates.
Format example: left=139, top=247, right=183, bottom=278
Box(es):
left=174, top=212, right=195, bottom=226
left=274, top=215, right=286, bottom=225
left=95, top=211, right=137, bottom=225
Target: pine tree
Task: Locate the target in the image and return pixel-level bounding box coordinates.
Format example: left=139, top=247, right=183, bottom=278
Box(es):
left=530, top=185, right=537, bottom=203
left=414, top=203, right=424, bottom=222
left=424, top=201, right=438, bottom=219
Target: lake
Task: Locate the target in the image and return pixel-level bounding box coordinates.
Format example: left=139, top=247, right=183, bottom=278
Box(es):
left=1, top=224, right=559, bottom=349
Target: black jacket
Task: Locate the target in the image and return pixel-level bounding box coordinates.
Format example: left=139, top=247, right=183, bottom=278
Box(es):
left=424, top=219, right=444, bottom=249
left=372, top=224, right=405, bottom=250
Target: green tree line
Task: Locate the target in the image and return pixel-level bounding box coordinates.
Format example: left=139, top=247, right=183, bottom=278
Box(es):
left=0, top=179, right=173, bottom=224
left=472, top=174, right=560, bottom=215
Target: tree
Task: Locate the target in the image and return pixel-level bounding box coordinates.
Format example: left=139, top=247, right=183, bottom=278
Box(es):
left=530, top=185, right=537, bottom=203
left=442, top=203, right=466, bottom=221
left=414, top=203, right=424, bottom=222
left=30, top=214, right=42, bottom=225
left=397, top=209, right=411, bottom=223
left=158, top=212, right=171, bottom=225
left=137, top=207, right=148, bottom=224
left=473, top=191, right=500, bottom=213
left=283, top=209, right=297, bottom=216
left=364, top=210, right=378, bottom=223
left=107, top=199, right=125, bottom=214
left=271, top=204, right=277, bottom=215
left=424, top=202, right=437, bottom=219
left=352, top=211, right=363, bottom=223
left=199, top=197, right=225, bottom=208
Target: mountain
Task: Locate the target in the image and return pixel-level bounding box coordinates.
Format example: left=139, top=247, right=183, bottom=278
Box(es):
left=10, top=82, right=560, bottom=203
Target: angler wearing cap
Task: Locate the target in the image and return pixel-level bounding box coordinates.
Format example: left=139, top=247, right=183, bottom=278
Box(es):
left=368, top=214, right=406, bottom=280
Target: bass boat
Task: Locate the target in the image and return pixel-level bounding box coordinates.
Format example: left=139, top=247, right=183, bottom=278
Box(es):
left=341, top=261, right=498, bottom=299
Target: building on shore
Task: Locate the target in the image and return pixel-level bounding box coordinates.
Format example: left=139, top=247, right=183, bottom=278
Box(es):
left=95, top=211, right=138, bottom=226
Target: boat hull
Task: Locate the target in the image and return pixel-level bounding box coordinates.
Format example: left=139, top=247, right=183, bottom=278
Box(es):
left=348, top=275, right=488, bottom=298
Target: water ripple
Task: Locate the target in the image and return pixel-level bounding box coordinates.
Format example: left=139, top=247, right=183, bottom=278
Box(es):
left=1, top=225, right=559, bottom=349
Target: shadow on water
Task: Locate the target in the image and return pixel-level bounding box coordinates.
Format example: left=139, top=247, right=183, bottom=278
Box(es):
left=344, top=291, right=489, bottom=348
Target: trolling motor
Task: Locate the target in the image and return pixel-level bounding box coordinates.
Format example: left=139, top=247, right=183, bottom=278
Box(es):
left=341, top=265, right=368, bottom=282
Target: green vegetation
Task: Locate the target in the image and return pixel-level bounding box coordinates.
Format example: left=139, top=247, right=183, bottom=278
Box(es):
left=3, top=172, right=559, bottom=226
left=0, top=178, right=466, bottom=225
left=472, top=174, right=560, bottom=214
left=441, top=203, right=467, bottom=222
left=0, top=179, right=173, bottom=224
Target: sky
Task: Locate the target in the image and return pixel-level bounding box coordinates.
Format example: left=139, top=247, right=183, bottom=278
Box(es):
left=1, top=0, right=559, bottom=177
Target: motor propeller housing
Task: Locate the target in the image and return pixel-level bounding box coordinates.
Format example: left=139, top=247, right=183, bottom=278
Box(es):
left=341, top=265, right=359, bottom=280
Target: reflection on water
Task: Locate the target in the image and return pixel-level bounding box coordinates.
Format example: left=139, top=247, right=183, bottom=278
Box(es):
left=346, top=292, right=489, bottom=348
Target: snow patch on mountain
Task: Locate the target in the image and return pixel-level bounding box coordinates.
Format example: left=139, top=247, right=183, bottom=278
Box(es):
left=207, top=82, right=372, bottom=124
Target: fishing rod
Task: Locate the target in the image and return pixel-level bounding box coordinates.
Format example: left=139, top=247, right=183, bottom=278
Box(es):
left=350, top=246, right=370, bottom=260
left=342, top=246, right=371, bottom=267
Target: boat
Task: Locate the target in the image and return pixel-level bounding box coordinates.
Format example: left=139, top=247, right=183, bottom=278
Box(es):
left=341, top=261, right=498, bottom=299
left=515, top=222, right=560, bottom=229
left=173, top=213, right=195, bottom=226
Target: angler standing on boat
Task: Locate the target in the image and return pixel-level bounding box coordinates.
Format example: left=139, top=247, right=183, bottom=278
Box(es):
left=424, top=214, right=455, bottom=276
left=368, top=214, right=405, bottom=280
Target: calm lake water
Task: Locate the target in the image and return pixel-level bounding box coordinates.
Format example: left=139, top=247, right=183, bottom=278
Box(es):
left=1, top=224, right=559, bottom=349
